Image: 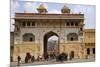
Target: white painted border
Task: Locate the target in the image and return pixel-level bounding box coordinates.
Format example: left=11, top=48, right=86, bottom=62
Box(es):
left=0, top=0, right=99, bottom=67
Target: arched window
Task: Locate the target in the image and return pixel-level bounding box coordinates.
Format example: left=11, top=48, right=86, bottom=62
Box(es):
left=71, top=22, right=74, bottom=26
left=27, top=22, right=31, bottom=26
left=67, top=33, right=78, bottom=41
left=23, top=33, right=35, bottom=42
left=87, top=48, right=90, bottom=55
left=22, top=22, right=26, bottom=27
left=32, top=22, right=35, bottom=26
left=75, top=22, right=78, bottom=26
left=93, top=48, right=95, bottom=54
left=66, top=22, right=70, bottom=26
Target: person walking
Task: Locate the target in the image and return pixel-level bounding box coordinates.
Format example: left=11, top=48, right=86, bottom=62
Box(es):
left=17, top=56, right=21, bottom=66
left=31, top=56, right=35, bottom=62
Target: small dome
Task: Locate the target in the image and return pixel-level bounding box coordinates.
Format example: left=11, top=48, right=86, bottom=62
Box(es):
left=61, top=5, right=70, bottom=13
left=37, top=3, right=47, bottom=13
left=37, top=3, right=46, bottom=10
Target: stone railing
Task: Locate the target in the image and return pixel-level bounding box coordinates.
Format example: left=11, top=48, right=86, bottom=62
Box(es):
left=15, top=13, right=84, bottom=20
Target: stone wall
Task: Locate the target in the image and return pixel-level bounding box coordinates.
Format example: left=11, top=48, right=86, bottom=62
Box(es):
left=59, top=42, right=83, bottom=59
left=13, top=42, right=85, bottom=61
left=13, top=43, right=43, bottom=61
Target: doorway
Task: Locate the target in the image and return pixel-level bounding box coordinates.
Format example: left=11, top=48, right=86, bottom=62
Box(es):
left=43, top=31, right=59, bottom=56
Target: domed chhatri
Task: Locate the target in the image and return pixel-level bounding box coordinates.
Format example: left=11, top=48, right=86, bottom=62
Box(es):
left=37, top=3, right=47, bottom=13
left=61, top=5, right=70, bottom=14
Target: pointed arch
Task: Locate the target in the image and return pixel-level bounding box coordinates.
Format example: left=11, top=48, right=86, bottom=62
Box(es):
left=23, top=33, right=35, bottom=42
left=67, top=33, right=78, bottom=41
left=43, top=31, right=59, bottom=55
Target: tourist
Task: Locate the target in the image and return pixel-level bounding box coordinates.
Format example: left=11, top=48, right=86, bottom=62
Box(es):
left=31, top=56, right=35, bottom=62
left=37, top=56, right=40, bottom=61
left=39, top=55, right=42, bottom=61
left=25, top=56, right=28, bottom=63
left=17, top=56, right=21, bottom=66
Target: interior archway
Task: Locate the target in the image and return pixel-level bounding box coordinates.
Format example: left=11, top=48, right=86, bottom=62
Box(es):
left=43, top=31, right=59, bottom=56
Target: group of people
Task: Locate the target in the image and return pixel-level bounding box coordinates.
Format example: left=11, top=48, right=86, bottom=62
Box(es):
left=17, top=52, right=74, bottom=65
left=17, top=53, right=35, bottom=65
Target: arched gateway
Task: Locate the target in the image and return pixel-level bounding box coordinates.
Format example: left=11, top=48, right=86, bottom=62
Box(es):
left=43, top=31, right=59, bottom=56
left=13, top=4, right=85, bottom=61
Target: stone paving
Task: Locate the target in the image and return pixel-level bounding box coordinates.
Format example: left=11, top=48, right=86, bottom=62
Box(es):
left=10, top=58, right=95, bottom=67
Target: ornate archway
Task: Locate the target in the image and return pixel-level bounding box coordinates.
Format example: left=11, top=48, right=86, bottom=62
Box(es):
left=43, top=31, right=59, bottom=55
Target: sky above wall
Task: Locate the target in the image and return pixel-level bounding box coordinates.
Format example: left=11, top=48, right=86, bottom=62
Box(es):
left=10, top=0, right=96, bottom=31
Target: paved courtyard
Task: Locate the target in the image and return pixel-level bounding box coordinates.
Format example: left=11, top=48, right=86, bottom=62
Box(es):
left=10, top=58, right=95, bottom=67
